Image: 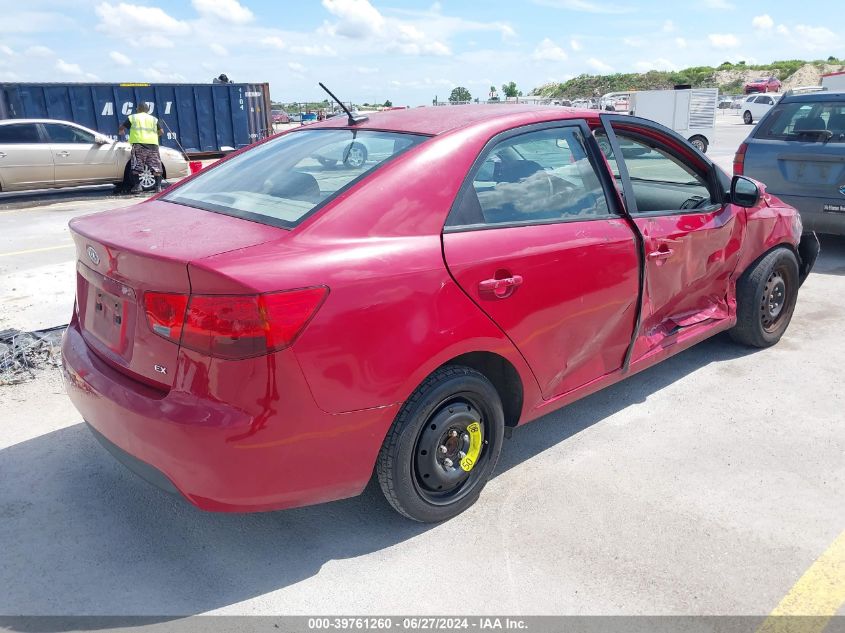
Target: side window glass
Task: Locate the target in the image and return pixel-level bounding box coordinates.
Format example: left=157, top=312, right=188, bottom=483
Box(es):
left=446, top=126, right=611, bottom=228
left=595, top=130, right=713, bottom=213
left=44, top=124, right=95, bottom=144
left=0, top=124, right=42, bottom=144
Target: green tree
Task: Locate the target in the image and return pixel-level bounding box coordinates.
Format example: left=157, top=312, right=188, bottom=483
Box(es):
left=383, top=99, right=393, bottom=107
left=449, top=86, right=472, bottom=102
left=502, top=81, right=522, bottom=98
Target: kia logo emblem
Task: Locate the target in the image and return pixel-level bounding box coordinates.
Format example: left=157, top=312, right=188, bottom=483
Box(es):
left=86, top=246, right=100, bottom=265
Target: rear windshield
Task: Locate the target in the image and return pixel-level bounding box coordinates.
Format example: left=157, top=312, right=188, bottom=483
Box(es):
left=164, top=129, right=428, bottom=228
left=755, top=99, right=845, bottom=143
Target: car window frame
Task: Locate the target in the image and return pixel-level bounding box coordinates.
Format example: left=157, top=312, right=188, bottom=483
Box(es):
left=598, top=114, right=727, bottom=219
left=443, top=119, right=623, bottom=234
left=0, top=122, right=47, bottom=144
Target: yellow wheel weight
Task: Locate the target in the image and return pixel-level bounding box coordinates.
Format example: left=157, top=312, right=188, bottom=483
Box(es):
left=460, top=421, right=483, bottom=472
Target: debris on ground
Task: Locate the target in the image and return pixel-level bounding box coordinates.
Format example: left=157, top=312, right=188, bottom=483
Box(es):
left=0, top=326, right=66, bottom=386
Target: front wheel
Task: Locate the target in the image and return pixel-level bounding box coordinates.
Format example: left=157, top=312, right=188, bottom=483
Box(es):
left=743, top=110, right=753, bottom=125
left=376, top=366, right=505, bottom=522
left=689, top=135, right=708, bottom=153
left=343, top=142, right=368, bottom=168
left=730, top=248, right=800, bottom=348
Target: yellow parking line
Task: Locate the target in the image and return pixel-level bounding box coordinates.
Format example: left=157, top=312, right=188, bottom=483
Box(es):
left=757, top=529, right=845, bottom=633
left=0, top=243, right=74, bottom=258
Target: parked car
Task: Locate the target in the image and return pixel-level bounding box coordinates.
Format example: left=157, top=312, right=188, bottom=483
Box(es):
left=718, top=97, right=734, bottom=109
left=271, top=110, right=290, bottom=124
left=737, top=90, right=845, bottom=235
left=744, top=77, right=782, bottom=94
left=63, top=105, right=818, bottom=522
left=0, top=119, right=188, bottom=193
left=741, top=93, right=781, bottom=124
left=300, top=112, right=318, bottom=125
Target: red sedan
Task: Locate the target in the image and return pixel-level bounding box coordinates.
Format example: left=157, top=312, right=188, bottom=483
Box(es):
left=744, top=76, right=782, bottom=94
left=62, top=106, right=818, bottom=522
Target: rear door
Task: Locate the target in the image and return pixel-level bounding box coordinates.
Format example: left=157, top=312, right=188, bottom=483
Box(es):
left=598, top=116, right=742, bottom=362
left=0, top=122, right=54, bottom=191
left=442, top=122, right=640, bottom=400
left=43, top=122, right=120, bottom=186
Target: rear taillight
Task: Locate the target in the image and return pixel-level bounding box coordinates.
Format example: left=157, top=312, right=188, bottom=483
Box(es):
left=733, top=142, right=748, bottom=175
left=144, top=292, right=188, bottom=341
left=143, top=287, right=328, bottom=359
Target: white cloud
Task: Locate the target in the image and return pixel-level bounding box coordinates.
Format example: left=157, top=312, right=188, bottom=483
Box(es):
left=708, top=33, right=740, bottom=48
left=142, top=67, right=186, bottom=82
left=0, top=45, right=16, bottom=57
left=289, top=44, right=338, bottom=57
left=25, top=45, right=53, bottom=57
left=623, top=36, right=645, bottom=48
left=634, top=58, right=677, bottom=72
left=752, top=14, right=774, bottom=30
left=586, top=57, right=613, bottom=73
left=192, top=0, right=254, bottom=23
left=288, top=61, right=305, bottom=73
left=356, top=66, right=379, bottom=74
left=532, top=38, right=568, bottom=62
left=776, top=24, right=789, bottom=35
left=210, top=43, right=229, bottom=56
left=321, top=0, right=454, bottom=56
left=702, top=0, right=734, bottom=8
left=532, top=0, right=633, bottom=14
left=570, top=39, right=582, bottom=51
left=675, top=37, right=688, bottom=48
left=95, top=2, right=189, bottom=47
left=259, top=36, right=285, bottom=50
left=322, top=0, right=385, bottom=38
left=109, top=50, right=131, bottom=66
left=792, top=24, right=838, bottom=52
left=56, top=59, right=84, bottom=75
left=662, top=20, right=675, bottom=33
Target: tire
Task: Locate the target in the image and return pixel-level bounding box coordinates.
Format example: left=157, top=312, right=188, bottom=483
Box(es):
left=689, top=135, right=708, bottom=153
left=376, top=365, right=505, bottom=522
left=316, top=156, right=337, bottom=168
left=743, top=110, right=753, bottom=125
left=343, top=142, right=368, bottom=168
left=596, top=137, right=613, bottom=158
left=729, top=248, right=800, bottom=348
left=123, top=162, right=163, bottom=192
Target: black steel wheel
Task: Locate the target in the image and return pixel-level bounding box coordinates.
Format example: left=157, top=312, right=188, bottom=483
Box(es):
left=376, top=365, right=505, bottom=522
left=730, top=248, right=799, bottom=348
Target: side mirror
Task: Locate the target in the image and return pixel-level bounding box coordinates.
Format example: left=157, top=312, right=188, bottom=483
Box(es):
left=731, top=175, right=760, bottom=208
left=94, top=135, right=111, bottom=145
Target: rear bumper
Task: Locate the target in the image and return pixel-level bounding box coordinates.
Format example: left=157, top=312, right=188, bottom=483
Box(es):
left=775, top=193, right=845, bottom=236
left=62, top=321, right=398, bottom=512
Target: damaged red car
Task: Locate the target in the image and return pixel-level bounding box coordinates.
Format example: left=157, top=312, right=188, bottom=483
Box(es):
left=62, top=106, right=819, bottom=522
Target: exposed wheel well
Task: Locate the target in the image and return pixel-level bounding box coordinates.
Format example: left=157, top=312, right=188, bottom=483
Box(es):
left=442, top=352, right=523, bottom=427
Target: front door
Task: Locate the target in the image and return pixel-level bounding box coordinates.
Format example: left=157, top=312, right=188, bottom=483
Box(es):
left=598, top=117, right=743, bottom=362
left=43, top=122, right=119, bottom=186
left=442, top=123, right=640, bottom=400
left=0, top=122, right=54, bottom=191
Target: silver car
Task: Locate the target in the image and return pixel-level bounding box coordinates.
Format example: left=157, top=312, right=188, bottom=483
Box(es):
left=0, top=119, right=189, bottom=193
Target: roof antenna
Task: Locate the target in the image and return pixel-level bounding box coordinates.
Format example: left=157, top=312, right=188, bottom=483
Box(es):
left=318, top=82, right=368, bottom=126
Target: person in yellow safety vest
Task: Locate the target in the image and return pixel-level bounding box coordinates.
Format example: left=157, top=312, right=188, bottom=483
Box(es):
left=118, top=103, right=164, bottom=194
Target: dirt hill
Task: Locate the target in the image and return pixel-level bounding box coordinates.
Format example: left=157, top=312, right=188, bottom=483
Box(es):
left=533, top=60, right=845, bottom=99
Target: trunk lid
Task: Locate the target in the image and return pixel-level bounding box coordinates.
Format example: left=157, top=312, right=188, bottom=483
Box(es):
left=70, top=200, right=285, bottom=388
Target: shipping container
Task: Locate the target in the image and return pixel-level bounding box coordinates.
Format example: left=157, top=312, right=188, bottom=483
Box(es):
left=0, top=82, right=273, bottom=157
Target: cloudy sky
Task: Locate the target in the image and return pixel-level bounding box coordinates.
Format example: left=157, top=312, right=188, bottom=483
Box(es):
left=1, top=0, right=841, bottom=105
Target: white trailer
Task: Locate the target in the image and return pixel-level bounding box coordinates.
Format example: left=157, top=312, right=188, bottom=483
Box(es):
left=821, top=72, right=845, bottom=92
left=628, top=88, right=718, bottom=153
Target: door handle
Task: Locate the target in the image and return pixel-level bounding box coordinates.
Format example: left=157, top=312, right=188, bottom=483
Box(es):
left=648, top=248, right=673, bottom=259
left=479, top=275, right=523, bottom=298
left=0, top=151, right=6, bottom=158
left=56, top=151, right=70, bottom=158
